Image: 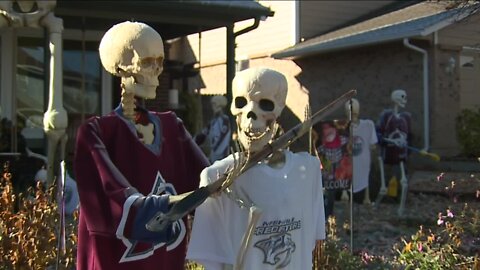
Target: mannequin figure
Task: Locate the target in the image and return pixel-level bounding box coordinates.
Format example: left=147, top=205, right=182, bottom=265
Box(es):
left=187, top=67, right=325, bottom=270
left=195, top=95, right=231, bottom=163
left=73, top=21, right=209, bottom=269
left=376, top=89, right=412, bottom=216
left=344, top=98, right=378, bottom=205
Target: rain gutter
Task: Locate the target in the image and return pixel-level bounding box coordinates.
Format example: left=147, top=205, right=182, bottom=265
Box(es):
left=403, top=38, right=429, bottom=151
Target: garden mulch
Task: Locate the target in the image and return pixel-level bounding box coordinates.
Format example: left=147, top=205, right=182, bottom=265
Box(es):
left=332, top=171, right=480, bottom=260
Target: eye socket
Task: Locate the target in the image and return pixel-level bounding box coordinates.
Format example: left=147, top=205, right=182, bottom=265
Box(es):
left=235, top=97, right=247, bottom=108
left=140, top=57, right=156, bottom=68
left=259, top=99, right=274, bottom=111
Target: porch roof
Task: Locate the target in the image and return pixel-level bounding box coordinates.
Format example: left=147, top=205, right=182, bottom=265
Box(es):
left=55, top=0, right=274, bottom=40
left=272, top=1, right=479, bottom=60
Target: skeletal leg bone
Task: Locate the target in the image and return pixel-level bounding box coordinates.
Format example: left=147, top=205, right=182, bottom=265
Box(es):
left=44, top=130, right=67, bottom=186
left=363, top=187, right=371, bottom=205
left=235, top=205, right=262, bottom=270
left=341, top=190, right=349, bottom=201
left=397, top=161, right=408, bottom=216
left=375, top=156, right=387, bottom=206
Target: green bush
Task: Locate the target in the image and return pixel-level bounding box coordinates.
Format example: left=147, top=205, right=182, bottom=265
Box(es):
left=456, top=108, right=480, bottom=157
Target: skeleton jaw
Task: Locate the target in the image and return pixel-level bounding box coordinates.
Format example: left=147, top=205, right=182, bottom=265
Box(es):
left=238, top=122, right=274, bottom=153
left=122, top=76, right=158, bottom=99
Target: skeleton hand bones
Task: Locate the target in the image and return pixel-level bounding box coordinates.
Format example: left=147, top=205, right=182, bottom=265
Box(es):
left=383, top=136, right=407, bottom=148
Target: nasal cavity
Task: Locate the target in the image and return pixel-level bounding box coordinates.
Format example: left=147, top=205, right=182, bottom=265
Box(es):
left=246, top=111, right=257, bottom=120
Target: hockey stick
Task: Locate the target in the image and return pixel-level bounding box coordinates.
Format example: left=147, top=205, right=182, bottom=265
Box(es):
left=146, top=89, right=357, bottom=232
left=410, top=147, right=441, bottom=161
left=382, top=138, right=440, bottom=161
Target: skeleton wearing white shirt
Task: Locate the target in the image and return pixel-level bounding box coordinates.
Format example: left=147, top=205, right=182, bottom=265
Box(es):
left=187, top=67, right=326, bottom=270
left=344, top=98, right=378, bottom=204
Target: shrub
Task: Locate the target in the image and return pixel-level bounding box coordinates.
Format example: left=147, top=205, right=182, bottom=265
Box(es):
left=0, top=161, right=77, bottom=269
left=456, top=108, right=480, bottom=157
left=395, top=204, right=480, bottom=270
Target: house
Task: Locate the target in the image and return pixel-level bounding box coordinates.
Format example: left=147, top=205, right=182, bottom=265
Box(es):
left=0, top=0, right=273, bottom=169
left=182, top=1, right=480, bottom=156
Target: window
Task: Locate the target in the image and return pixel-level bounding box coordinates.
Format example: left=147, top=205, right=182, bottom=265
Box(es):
left=14, top=36, right=102, bottom=158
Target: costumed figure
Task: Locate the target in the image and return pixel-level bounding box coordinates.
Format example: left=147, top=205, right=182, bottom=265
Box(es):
left=73, top=21, right=209, bottom=270
left=194, top=95, right=231, bottom=163
left=187, top=67, right=326, bottom=270
left=345, top=98, right=378, bottom=205
left=376, top=89, right=412, bottom=216
left=315, top=120, right=350, bottom=218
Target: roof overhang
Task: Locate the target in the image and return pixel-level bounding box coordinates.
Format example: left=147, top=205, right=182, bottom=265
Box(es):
left=272, top=2, right=479, bottom=60
left=55, top=1, right=274, bottom=40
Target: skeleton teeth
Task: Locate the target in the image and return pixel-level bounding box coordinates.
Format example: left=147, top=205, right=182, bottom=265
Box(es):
left=244, top=126, right=271, bottom=140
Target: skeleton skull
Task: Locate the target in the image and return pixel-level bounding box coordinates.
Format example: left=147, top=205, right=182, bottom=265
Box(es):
left=99, top=21, right=164, bottom=99
left=391, top=89, right=407, bottom=108
left=211, top=95, right=227, bottom=115
left=344, top=98, right=360, bottom=121
left=231, top=67, right=287, bottom=153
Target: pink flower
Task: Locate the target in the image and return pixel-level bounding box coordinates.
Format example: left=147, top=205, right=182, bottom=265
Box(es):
left=447, top=209, right=454, bottom=218
left=417, top=242, right=423, bottom=252
left=436, top=172, right=445, bottom=181
left=437, top=212, right=444, bottom=225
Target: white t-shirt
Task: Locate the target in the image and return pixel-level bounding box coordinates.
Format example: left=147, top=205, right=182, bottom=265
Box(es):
left=187, top=150, right=325, bottom=270
left=351, top=119, right=378, bottom=193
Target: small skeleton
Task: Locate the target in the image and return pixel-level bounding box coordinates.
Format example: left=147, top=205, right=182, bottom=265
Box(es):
left=376, top=89, right=411, bottom=216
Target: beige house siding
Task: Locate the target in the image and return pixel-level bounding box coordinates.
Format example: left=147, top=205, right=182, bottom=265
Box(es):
left=183, top=1, right=295, bottom=67
left=437, top=12, right=480, bottom=48
left=299, top=1, right=397, bottom=40
left=438, top=13, right=480, bottom=111
left=459, top=52, right=480, bottom=110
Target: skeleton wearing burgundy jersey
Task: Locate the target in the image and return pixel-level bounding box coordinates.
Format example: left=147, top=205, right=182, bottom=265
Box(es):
left=377, top=109, right=412, bottom=164
left=74, top=21, right=208, bottom=270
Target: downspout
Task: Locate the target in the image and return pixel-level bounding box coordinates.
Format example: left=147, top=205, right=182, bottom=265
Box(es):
left=226, top=17, right=261, bottom=116
left=403, top=38, right=430, bottom=151
left=226, top=17, right=260, bottom=104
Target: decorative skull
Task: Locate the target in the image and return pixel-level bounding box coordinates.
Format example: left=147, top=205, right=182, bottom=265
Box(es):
left=211, top=95, right=227, bottom=115
left=99, top=21, right=164, bottom=99
left=344, top=98, right=360, bottom=120
left=391, top=89, right=407, bottom=108
left=231, top=67, right=287, bottom=153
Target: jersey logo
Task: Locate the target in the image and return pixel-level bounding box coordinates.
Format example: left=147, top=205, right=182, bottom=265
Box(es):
left=254, top=232, right=296, bottom=268
left=119, top=172, right=186, bottom=262
left=150, top=171, right=186, bottom=251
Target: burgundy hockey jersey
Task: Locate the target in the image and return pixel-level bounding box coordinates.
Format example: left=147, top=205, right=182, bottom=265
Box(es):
left=377, top=109, right=412, bottom=164
left=74, top=108, right=209, bottom=270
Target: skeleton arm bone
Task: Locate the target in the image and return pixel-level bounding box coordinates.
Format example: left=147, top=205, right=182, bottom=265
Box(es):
left=383, top=136, right=407, bottom=148
left=146, top=89, right=357, bottom=232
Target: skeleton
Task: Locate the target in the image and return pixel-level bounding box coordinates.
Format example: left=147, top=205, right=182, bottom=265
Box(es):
left=0, top=0, right=56, bottom=28
left=211, top=95, right=228, bottom=115
left=0, top=1, right=65, bottom=186
left=231, top=67, right=287, bottom=155
left=343, top=98, right=377, bottom=205
left=186, top=67, right=330, bottom=269
left=225, top=67, right=288, bottom=270
left=194, top=95, right=231, bottom=163
left=74, top=21, right=211, bottom=268
left=376, top=89, right=411, bottom=216
left=99, top=21, right=165, bottom=144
